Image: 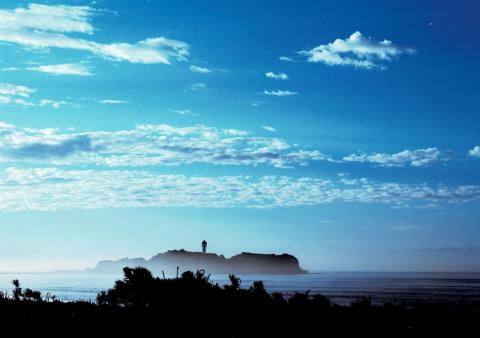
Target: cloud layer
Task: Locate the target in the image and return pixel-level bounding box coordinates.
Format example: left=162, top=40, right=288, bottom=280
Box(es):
left=300, top=31, right=414, bottom=69
left=1, top=122, right=474, bottom=169
left=343, top=148, right=441, bottom=167
left=1, top=167, right=478, bottom=211
left=0, top=122, right=327, bottom=168
left=0, top=3, right=189, bottom=64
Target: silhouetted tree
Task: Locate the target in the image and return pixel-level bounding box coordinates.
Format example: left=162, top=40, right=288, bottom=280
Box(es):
left=23, top=288, right=42, bottom=302
left=311, top=294, right=331, bottom=309
left=288, top=291, right=310, bottom=306
left=250, top=280, right=268, bottom=298
left=12, top=279, right=22, bottom=301
left=1, top=268, right=479, bottom=335
left=271, top=292, right=286, bottom=304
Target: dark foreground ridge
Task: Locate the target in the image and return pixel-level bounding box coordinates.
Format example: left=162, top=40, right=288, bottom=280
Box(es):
left=1, top=267, right=479, bottom=336
left=93, top=249, right=307, bottom=274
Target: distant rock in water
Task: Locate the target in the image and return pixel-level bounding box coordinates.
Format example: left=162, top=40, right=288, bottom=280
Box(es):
left=92, top=249, right=306, bottom=275
left=229, top=252, right=304, bottom=274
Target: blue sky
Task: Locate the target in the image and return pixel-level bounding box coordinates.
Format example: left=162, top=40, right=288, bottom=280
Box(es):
left=0, top=0, right=479, bottom=272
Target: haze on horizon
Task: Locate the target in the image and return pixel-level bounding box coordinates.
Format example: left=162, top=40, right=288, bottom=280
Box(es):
left=0, top=0, right=479, bottom=273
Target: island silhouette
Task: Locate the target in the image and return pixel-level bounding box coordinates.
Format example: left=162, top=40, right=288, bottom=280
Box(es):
left=92, top=241, right=306, bottom=274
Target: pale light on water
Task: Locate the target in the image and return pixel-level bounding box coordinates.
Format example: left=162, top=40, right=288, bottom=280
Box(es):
left=1, top=272, right=480, bottom=305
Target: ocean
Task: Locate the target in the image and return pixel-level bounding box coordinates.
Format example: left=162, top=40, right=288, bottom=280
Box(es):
left=1, top=271, right=479, bottom=305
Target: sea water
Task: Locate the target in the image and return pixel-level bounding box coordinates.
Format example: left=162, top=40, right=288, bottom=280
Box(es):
left=1, top=271, right=479, bottom=305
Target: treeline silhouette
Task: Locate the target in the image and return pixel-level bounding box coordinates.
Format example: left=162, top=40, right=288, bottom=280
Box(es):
left=0, top=267, right=479, bottom=336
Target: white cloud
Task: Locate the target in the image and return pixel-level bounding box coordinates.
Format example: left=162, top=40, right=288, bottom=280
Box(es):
left=1, top=168, right=478, bottom=211
left=189, top=82, right=208, bottom=91
left=468, top=146, right=480, bottom=157
left=0, top=121, right=329, bottom=168
left=11, top=98, right=35, bottom=107
left=1, top=66, right=20, bottom=72
left=278, top=56, right=293, bottom=62
left=299, top=31, right=415, bottom=69
left=97, top=37, right=189, bottom=64
left=99, top=99, right=129, bottom=104
left=263, top=90, right=298, bottom=97
left=222, top=129, right=248, bottom=136
left=171, top=109, right=197, bottom=116
left=340, top=177, right=368, bottom=185
left=40, top=99, right=63, bottom=109
left=27, top=63, right=93, bottom=76
left=0, top=83, right=35, bottom=97
left=0, top=4, right=189, bottom=65
left=0, top=83, right=36, bottom=106
left=39, top=99, right=79, bottom=109
left=0, top=120, right=470, bottom=171
left=0, top=3, right=94, bottom=34
left=189, top=65, right=212, bottom=73
left=265, top=72, right=288, bottom=80
left=0, top=83, right=78, bottom=108
left=343, top=148, right=441, bottom=167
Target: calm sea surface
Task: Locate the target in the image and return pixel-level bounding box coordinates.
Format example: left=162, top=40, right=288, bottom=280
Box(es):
left=1, top=272, right=479, bottom=305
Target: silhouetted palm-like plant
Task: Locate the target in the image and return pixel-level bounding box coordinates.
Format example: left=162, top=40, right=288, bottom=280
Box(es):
left=12, top=279, right=22, bottom=301
left=227, top=274, right=241, bottom=290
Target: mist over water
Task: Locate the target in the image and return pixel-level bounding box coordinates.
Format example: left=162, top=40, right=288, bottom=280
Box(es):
left=1, top=271, right=479, bottom=305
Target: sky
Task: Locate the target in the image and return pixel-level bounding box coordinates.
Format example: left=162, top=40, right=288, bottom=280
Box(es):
left=0, top=0, right=479, bottom=272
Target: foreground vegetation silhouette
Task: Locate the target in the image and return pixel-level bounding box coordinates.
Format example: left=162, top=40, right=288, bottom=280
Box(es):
left=1, top=267, right=479, bottom=335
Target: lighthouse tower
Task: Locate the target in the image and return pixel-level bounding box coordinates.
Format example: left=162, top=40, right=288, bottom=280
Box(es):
left=201, top=240, right=207, bottom=254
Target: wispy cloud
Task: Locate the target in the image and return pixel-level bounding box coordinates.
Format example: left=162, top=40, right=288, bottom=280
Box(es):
left=189, top=82, right=209, bottom=91
left=39, top=99, right=79, bottom=109
left=265, top=72, right=288, bottom=80
left=343, top=148, right=441, bottom=167
left=99, top=99, right=129, bottom=104
left=27, top=63, right=93, bottom=76
left=469, top=146, right=480, bottom=158
left=0, top=82, right=36, bottom=106
left=0, top=121, right=328, bottom=168
left=299, top=31, right=415, bottom=69
left=0, top=83, right=35, bottom=97
left=262, top=126, right=276, bottom=132
left=171, top=109, right=197, bottom=116
left=1, top=66, right=20, bottom=72
left=278, top=56, right=293, bottom=62
left=263, top=90, right=298, bottom=97
left=189, top=65, right=212, bottom=73
left=1, top=168, right=479, bottom=211
left=0, top=3, right=189, bottom=65
left=0, top=83, right=79, bottom=108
